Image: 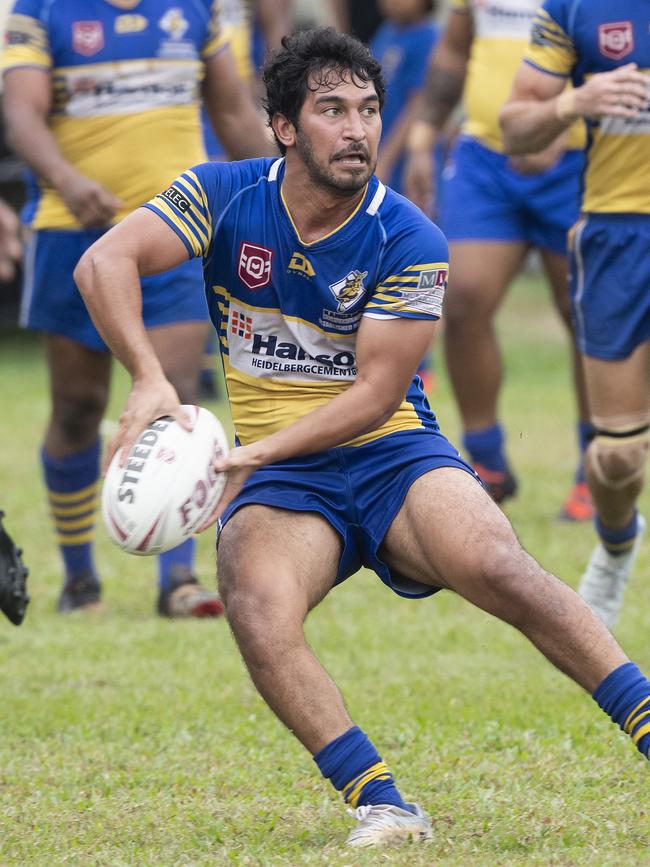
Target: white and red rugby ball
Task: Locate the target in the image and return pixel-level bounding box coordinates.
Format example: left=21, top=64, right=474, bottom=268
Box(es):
left=102, top=405, right=229, bottom=556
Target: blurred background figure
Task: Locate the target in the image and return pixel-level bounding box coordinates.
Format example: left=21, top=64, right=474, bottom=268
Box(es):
left=0, top=197, right=20, bottom=281
left=405, top=0, right=594, bottom=519
left=371, top=0, right=441, bottom=393
left=1, top=0, right=271, bottom=617
left=198, top=0, right=293, bottom=400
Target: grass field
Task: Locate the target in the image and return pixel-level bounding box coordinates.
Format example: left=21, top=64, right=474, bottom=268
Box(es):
left=0, top=272, right=648, bottom=866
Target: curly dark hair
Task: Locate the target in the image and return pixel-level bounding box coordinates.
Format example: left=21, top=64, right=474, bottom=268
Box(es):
left=262, top=28, right=385, bottom=155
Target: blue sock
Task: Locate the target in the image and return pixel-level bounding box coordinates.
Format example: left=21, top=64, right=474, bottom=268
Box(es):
left=158, top=538, right=196, bottom=591
left=314, top=726, right=412, bottom=811
left=595, top=511, right=638, bottom=556
left=463, top=423, right=508, bottom=472
left=575, top=421, right=596, bottom=483
left=593, top=662, right=650, bottom=759
left=41, top=440, right=101, bottom=585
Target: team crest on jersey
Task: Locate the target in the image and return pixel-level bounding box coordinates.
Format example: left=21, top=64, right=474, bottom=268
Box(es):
left=329, top=270, right=368, bottom=312
left=159, top=8, right=189, bottom=41
left=598, top=22, right=634, bottom=60
left=238, top=242, right=273, bottom=290
left=72, top=21, right=104, bottom=57
left=288, top=252, right=315, bottom=278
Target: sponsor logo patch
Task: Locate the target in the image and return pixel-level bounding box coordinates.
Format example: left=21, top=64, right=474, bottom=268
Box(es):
left=329, top=269, right=368, bottom=312
left=418, top=267, right=448, bottom=291
left=599, top=22, right=634, bottom=60
left=115, top=14, right=148, bottom=34
left=230, top=310, right=253, bottom=339
left=161, top=186, right=190, bottom=213
left=238, top=242, right=273, bottom=290
left=288, top=252, right=315, bottom=278
left=72, top=21, right=104, bottom=56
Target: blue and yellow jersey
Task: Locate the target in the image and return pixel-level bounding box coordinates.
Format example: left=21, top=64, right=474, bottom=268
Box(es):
left=452, top=0, right=584, bottom=152
left=145, top=158, right=449, bottom=447
left=525, top=1, right=650, bottom=213
left=1, top=0, right=228, bottom=229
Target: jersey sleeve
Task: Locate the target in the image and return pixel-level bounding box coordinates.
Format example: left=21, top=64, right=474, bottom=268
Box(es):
left=202, top=0, right=229, bottom=59
left=365, top=217, right=448, bottom=321
left=525, top=1, right=577, bottom=78
left=1, top=0, right=51, bottom=73
left=143, top=163, right=220, bottom=258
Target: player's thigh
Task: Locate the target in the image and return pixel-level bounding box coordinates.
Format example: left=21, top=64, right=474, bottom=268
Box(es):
left=380, top=466, right=524, bottom=598
left=148, top=320, right=211, bottom=401
left=445, top=241, right=529, bottom=319
left=218, top=504, right=342, bottom=618
left=584, top=341, right=650, bottom=424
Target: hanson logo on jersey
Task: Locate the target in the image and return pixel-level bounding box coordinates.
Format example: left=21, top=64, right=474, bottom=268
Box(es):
left=329, top=270, right=368, bottom=312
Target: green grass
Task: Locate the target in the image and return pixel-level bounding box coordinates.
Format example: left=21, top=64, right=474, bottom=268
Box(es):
left=0, top=273, right=648, bottom=865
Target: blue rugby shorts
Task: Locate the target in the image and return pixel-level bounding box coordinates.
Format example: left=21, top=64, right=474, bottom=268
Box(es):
left=438, top=136, right=583, bottom=255
left=21, top=227, right=209, bottom=351
left=218, top=428, right=479, bottom=599
left=570, top=213, right=650, bottom=360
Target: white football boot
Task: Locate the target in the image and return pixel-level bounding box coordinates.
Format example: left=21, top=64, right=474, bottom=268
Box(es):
left=345, top=803, right=432, bottom=847
left=578, top=514, right=646, bottom=629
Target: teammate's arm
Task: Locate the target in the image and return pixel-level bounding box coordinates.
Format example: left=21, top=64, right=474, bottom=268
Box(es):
left=404, top=9, right=472, bottom=211
left=2, top=68, right=122, bottom=227
left=202, top=48, right=275, bottom=158
left=500, top=61, right=649, bottom=155
left=205, top=314, right=438, bottom=523
left=73, top=208, right=195, bottom=456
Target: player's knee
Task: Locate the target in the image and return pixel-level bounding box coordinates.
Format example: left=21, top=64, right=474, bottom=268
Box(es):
left=444, top=290, right=494, bottom=325
left=588, top=427, right=649, bottom=491
left=51, top=387, right=107, bottom=446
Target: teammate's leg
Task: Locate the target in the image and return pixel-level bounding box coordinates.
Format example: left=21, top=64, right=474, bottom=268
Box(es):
left=381, top=468, right=650, bottom=758
left=443, top=240, right=528, bottom=501
left=148, top=320, right=223, bottom=618
left=540, top=247, right=594, bottom=521
left=218, top=505, right=431, bottom=845
left=578, top=342, right=650, bottom=627
left=42, top=335, right=111, bottom=612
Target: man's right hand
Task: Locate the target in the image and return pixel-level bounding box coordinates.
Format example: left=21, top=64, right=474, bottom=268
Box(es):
left=104, top=376, right=191, bottom=474
left=568, top=63, right=649, bottom=121
left=59, top=172, right=123, bottom=228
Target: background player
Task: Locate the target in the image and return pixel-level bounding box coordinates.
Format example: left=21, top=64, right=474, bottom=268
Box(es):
left=371, top=0, right=441, bottom=392
left=1, top=0, right=270, bottom=616
left=74, top=28, right=650, bottom=849
left=405, top=0, right=593, bottom=518
left=499, top=2, right=649, bottom=627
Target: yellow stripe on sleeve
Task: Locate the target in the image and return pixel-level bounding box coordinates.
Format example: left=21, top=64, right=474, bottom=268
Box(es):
left=1, top=13, right=51, bottom=72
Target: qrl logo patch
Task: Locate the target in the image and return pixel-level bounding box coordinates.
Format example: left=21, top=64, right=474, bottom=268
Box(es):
left=72, top=21, right=104, bottom=56
left=238, top=242, right=273, bottom=290
left=599, top=22, right=634, bottom=61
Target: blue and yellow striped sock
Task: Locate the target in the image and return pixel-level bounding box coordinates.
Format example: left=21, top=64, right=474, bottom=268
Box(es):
left=41, top=440, right=100, bottom=586
left=314, top=726, right=412, bottom=811
left=595, top=511, right=638, bottom=557
left=593, top=662, right=650, bottom=759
